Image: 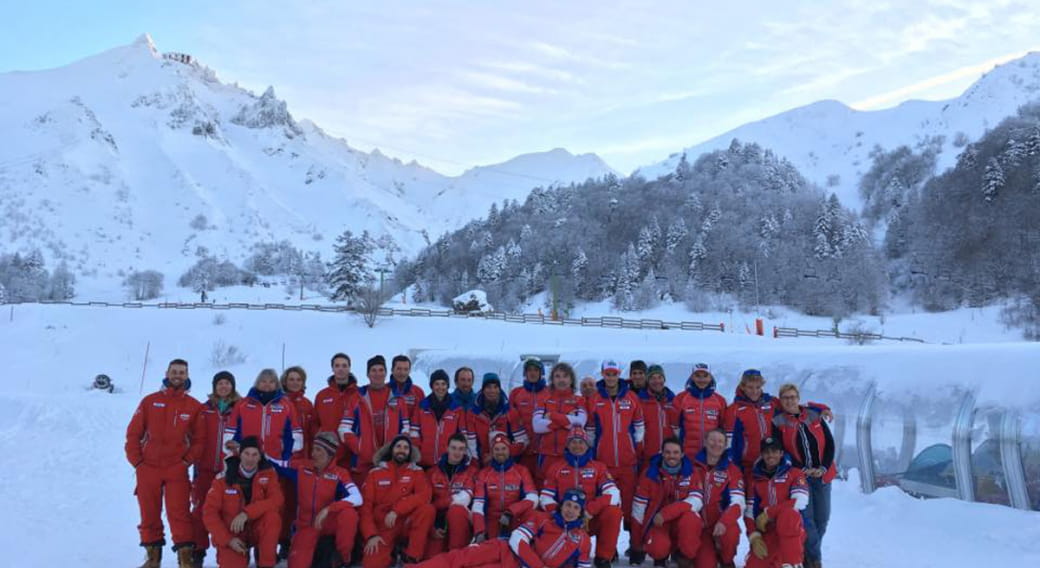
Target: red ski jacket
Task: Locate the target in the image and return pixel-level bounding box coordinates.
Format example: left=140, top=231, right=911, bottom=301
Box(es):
left=411, top=394, right=466, bottom=467
left=464, top=394, right=528, bottom=465
left=339, top=386, right=410, bottom=471
left=125, top=380, right=205, bottom=468
left=673, top=380, right=728, bottom=459
left=586, top=380, right=645, bottom=468
left=196, top=396, right=235, bottom=474
left=539, top=450, right=620, bottom=516
left=631, top=454, right=705, bottom=534
left=636, top=387, right=679, bottom=460
left=772, top=406, right=837, bottom=483
left=202, top=459, right=284, bottom=547
left=744, top=456, right=809, bottom=535
left=531, top=389, right=587, bottom=459
left=692, top=449, right=745, bottom=526
left=510, top=511, right=592, bottom=568
left=359, top=449, right=432, bottom=539
left=284, top=390, right=317, bottom=458
left=225, top=389, right=303, bottom=467
left=285, top=460, right=362, bottom=529
left=510, top=379, right=550, bottom=455
left=429, top=455, right=478, bottom=512
left=313, top=376, right=359, bottom=435
left=472, top=458, right=539, bottom=536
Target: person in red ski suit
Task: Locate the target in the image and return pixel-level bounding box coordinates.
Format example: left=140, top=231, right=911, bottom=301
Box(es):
left=586, top=359, right=644, bottom=526
left=278, top=365, right=316, bottom=558
left=510, top=357, right=551, bottom=482
left=637, top=364, right=679, bottom=465
left=744, top=437, right=809, bottom=568
left=125, top=358, right=205, bottom=568
left=223, top=369, right=303, bottom=470
left=471, top=433, right=539, bottom=541
left=339, top=355, right=411, bottom=483
left=673, top=362, right=728, bottom=460
left=464, top=373, right=528, bottom=465
left=410, top=488, right=593, bottom=568
left=531, top=362, right=587, bottom=480
left=630, top=437, right=705, bottom=567
left=360, top=435, right=435, bottom=567
left=285, top=432, right=363, bottom=568
left=202, top=437, right=284, bottom=568
left=424, top=433, right=478, bottom=557
left=540, top=427, right=622, bottom=568
left=412, top=369, right=466, bottom=468
left=692, top=429, right=746, bottom=568
left=190, top=371, right=241, bottom=565
left=313, top=353, right=359, bottom=468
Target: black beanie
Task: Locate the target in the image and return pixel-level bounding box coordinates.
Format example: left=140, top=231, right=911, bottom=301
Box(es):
left=430, top=369, right=450, bottom=389
left=213, top=370, right=236, bottom=391
left=367, top=355, right=386, bottom=373
left=630, top=360, right=648, bottom=373
left=239, top=436, right=261, bottom=454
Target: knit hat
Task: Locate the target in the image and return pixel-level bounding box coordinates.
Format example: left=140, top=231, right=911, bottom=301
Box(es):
left=601, top=360, right=622, bottom=374
left=691, top=362, right=711, bottom=376
left=523, top=357, right=542, bottom=374
left=742, top=369, right=764, bottom=380
left=630, top=360, right=648, bottom=373
left=313, top=431, right=339, bottom=456
left=647, top=364, right=665, bottom=378
left=367, top=355, right=386, bottom=373
left=429, top=369, right=450, bottom=389
left=481, top=372, right=502, bottom=390
left=560, top=488, right=587, bottom=513
left=239, top=436, right=261, bottom=454
left=567, top=426, right=589, bottom=445
left=760, top=436, right=783, bottom=454
left=490, top=432, right=511, bottom=449
left=213, top=370, right=236, bottom=391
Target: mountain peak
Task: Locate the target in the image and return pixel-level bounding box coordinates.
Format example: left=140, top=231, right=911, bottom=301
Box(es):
left=133, top=33, right=158, bottom=55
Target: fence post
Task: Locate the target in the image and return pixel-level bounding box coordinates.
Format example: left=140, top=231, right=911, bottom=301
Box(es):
left=755, top=318, right=764, bottom=336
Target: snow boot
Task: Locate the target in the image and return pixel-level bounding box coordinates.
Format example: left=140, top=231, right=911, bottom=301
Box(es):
left=190, top=549, right=205, bottom=568
left=176, top=544, right=197, bottom=568
left=674, top=552, right=694, bottom=568
left=594, top=558, right=612, bottom=568
left=138, top=544, right=162, bottom=568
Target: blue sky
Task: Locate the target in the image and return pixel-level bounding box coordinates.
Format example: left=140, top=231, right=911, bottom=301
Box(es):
left=3, top=0, right=1038, bottom=174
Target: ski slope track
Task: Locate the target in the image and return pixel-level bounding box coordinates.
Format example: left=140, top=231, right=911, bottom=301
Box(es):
left=1, top=303, right=1038, bottom=566
left=0, top=34, right=615, bottom=283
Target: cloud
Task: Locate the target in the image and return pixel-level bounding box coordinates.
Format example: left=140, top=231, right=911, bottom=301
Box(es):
left=456, top=70, right=558, bottom=95
left=850, top=49, right=1038, bottom=109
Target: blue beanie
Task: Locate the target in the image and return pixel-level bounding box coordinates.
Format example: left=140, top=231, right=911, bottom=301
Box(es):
left=481, top=372, right=501, bottom=390
left=560, top=488, right=587, bottom=513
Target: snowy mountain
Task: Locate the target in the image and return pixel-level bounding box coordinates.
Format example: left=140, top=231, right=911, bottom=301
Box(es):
left=0, top=34, right=615, bottom=282
left=636, top=53, right=1040, bottom=207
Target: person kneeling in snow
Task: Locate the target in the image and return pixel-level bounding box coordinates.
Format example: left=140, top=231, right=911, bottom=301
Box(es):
left=284, top=432, right=363, bottom=568
left=744, top=437, right=809, bottom=568
left=202, top=437, right=284, bottom=568
left=360, top=435, right=435, bottom=567
left=630, top=437, right=705, bottom=567
left=424, top=433, right=478, bottom=558
left=409, top=488, right=592, bottom=568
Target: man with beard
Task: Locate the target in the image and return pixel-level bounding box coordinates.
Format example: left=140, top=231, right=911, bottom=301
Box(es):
left=360, top=436, right=435, bottom=567
left=451, top=366, right=477, bottom=409
left=126, top=358, right=205, bottom=568
left=340, top=355, right=410, bottom=483
left=630, top=437, right=705, bottom=568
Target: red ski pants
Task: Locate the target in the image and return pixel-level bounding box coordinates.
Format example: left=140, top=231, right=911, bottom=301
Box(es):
left=588, top=504, right=624, bottom=560
left=645, top=511, right=703, bottom=561
left=413, top=539, right=518, bottom=568
left=190, top=469, right=218, bottom=550
left=694, top=512, right=740, bottom=568
left=213, top=509, right=281, bottom=568
left=288, top=508, right=359, bottom=568
left=424, top=504, right=473, bottom=558
left=745, top=506, right=805, bottom=568
left=362, top=504, right=435, bottom=567
left=607, top=465, right=638, bottom=524
left=135, top=463, right=193, bottom=546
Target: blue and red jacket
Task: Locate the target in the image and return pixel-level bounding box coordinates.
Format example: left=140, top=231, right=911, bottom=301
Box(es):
left=693, top=448, right=746, bottom=526
left=723, top=386, right=776, bottom=472
left=225, top=388, right=302, bottom=468
left=472, top=457, right=538, bottom=536
left=338, top=386, right=410, bottom=471
left=586, top=380, right=645, bottom=468
left=510, top=511, right=592, bottom=568
left=510, top=378, right=550, bottom=457
left=744, top=454, right=809, bottom=535
left=283, top=460, right=362, bottom=529
left=631, top=454, right=704, bottom=545
left=464, top=393, right=528, bottom=465
left=531, top=388, right=587, bottom=459
left=637, top=387, right=679, bottom=460
left=412, top=394, right=466, bottom=467
left=390, top=376, right=425, bottom=419
left=673, top=378, right=728, bottom=460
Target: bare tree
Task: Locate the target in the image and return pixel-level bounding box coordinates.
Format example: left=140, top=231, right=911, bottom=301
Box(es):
left=357, top=284, right=390, bottom=328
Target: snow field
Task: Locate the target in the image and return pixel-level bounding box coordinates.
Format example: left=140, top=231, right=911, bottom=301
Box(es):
left=1, top=303, right=1037, bottom=566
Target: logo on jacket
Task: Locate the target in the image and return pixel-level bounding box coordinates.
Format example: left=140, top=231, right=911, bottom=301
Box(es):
left=153, top=402, right=166, bottom=408
left=504, top=483, right=520, bottom=491
left=225, top=489, right=238, bottom=494
left=714, top=472, right=728, bottom=484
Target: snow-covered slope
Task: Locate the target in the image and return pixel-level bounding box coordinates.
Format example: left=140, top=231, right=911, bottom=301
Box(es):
left=637, top=53, right=1040, bottom=207
left=0, top=35, right=615, bottom=281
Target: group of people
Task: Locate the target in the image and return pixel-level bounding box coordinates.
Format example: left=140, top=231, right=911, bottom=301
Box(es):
left=126, top=355, right=835, bottom=568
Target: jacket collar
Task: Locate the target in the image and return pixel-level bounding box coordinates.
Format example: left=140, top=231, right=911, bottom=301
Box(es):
left=694, top=448, right=734, bottom=470
left=489, top=457, right=515, bottom=472
left=522, top=378, right=547, bottom=393
left=564, top=448, right=592, bottom=468
left=646, top=453, right=694, bottom=481
left=595, top=379, right=631, bottom=399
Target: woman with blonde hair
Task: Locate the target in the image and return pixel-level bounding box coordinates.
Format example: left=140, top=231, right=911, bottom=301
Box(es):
left=279, top=366, right=317, bottom=561
left=224, top=369, right=304, bottom=469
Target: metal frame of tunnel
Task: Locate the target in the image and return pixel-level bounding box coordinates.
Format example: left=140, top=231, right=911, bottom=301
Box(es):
left=999, top=410, right=1031, bottom=510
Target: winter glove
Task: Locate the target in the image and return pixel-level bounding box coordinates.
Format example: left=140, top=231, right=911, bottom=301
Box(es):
left=755, top=510, right=770, bottom=533
left=230, top=512, right=249, bottom=534
left=499, top=512, right=513, bottom=531
left=229, top=537, right=248, bottom=555
left=749, top=531, right=768, bottom=559
left=472, top=533, right=487, bottom=544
